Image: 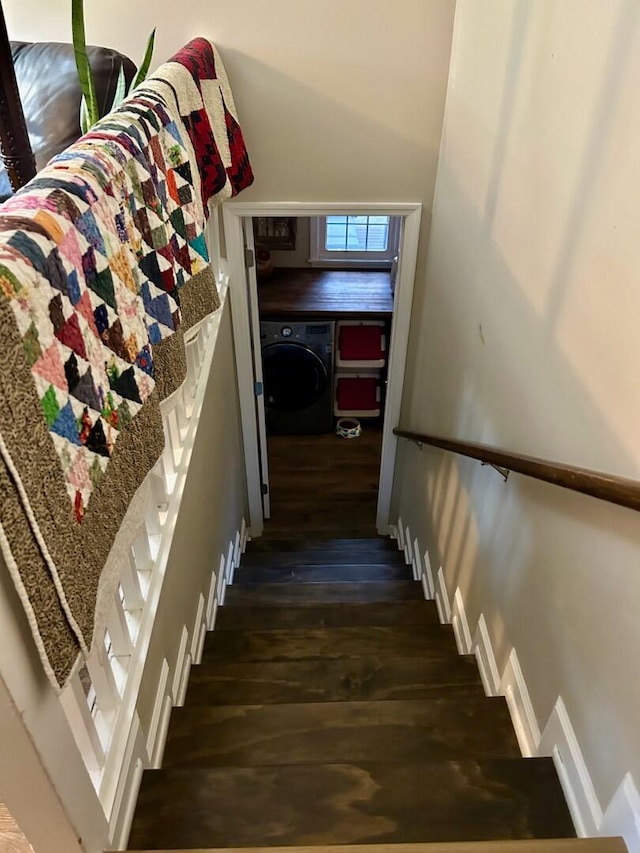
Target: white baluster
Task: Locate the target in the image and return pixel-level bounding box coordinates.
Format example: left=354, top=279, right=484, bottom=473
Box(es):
left=60, top=673, right=106, bottom=770
left=107, top=593, right=133, bottom=657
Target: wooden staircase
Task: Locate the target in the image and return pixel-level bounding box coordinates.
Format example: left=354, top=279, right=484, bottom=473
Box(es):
left=127, top=537, right=620, bottom=853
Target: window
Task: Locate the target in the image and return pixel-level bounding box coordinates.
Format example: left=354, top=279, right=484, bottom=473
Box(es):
left=310, top=215, right=400, bottom=267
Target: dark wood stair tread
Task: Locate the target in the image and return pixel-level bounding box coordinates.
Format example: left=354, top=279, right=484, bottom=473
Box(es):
left=186, top=655, right=484, bottom=706
left=128, top=758, right=576, bottom=849
left=224, top=581, right=424, bottom=606
left=204, top=624, right=460, bottom=662
left=248, top=538, right=398, bottom=553
left=215, top=601, right=438, bottom=631
left=235, top=564, right=412, bottom=584
left=162, top=692, right=520, bottom=768
left=126, top=841, right=625, bottom=853
left=241, top=550, right=405, bottom=568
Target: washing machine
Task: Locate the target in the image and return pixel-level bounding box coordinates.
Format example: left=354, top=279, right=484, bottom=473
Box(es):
left=260, top=319, right=335, bottom=434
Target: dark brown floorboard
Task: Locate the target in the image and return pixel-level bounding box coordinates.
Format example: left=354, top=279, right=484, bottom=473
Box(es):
left=204, top=624, right=460, bottom=662
left=162, top=693, right=520, bottom=768
left=225, top=581, right=423, bottom=606
left=215, top=601, right=439, bottom=631
left=235, top=564, right=411, bottom=584
left=263, top=429, right=382, bottom=540
left=129, top=759, right=576, bottom=850
left=185, top=655, right=485, bottom=706
left=257, top=269, right=394, bottom=319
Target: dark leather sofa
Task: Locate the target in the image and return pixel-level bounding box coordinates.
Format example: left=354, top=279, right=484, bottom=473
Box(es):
left=0, top=41, right=136, bottom=201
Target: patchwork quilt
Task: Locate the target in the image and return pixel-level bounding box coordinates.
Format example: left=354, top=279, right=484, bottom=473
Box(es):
left=0, top=40, right=253, bottom=688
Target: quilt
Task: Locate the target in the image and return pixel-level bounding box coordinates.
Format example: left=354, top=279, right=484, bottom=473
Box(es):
left=0, top=40, right=253, bottom=688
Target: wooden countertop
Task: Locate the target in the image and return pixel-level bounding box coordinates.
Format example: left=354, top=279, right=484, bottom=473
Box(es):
left=257, top=269, right=393, bottom=318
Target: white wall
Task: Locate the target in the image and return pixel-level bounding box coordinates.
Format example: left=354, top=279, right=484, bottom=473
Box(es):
left=3, top=0, right=455, bottom=205
left=393, top=0, right=640, bottom=825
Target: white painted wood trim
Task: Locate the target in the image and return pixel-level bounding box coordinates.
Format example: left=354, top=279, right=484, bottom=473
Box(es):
left=403, top=526, right=413, bottom=566
left=222, top=206, right=264, bottom=537
left=396, top=517, right=405, bottom=550
left=422, top=550, right=435, bottom=600
left=176, top=653, right=192, bottom=707
left=206, top=568, right=217, bottom=630
left=223, top=202, right=421, bottom=540
left=191, top=594, right=205, bottom=660
left=151, top=694, right=173, bottom=769
left=108, top=712, right=146, bottom=849
left=435, top=567, right=452, bottom=623
left=472, top=613, right=501, bottom=696
left=601, top=773, right=640, bottom=853
left=500, top=647, right=541, bottom=758
left=172, top=627, right=189, bottom=703
left=377, top=206, right=422, bottom=533
left=411, top=539, right=422, bottom=582
left=539, top=697, right=602, bottom=837
left=451, top=587, right=472, bottom=654
left=145, top=659, right=169, bottom=760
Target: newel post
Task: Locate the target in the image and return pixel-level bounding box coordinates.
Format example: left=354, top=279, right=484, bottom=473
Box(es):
left=0, top=3, right=36, bottom=191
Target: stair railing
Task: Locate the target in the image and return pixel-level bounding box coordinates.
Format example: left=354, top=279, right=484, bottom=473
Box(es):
left=394, top=428, right=640, bottom=512
left=57, top=209, right=231, bottom=845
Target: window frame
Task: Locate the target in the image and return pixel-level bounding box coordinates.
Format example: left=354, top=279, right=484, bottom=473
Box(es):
left=309, top=215, right=401, bottom=268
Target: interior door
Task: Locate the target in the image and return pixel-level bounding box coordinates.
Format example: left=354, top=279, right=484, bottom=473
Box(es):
left=243, top=218, right=271, bottom=519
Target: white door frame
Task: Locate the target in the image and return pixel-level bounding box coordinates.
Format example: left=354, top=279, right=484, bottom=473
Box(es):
left=223, top=201, right=422, bottom=538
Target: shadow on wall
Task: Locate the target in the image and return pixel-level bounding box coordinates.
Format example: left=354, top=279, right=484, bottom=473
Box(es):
left=219, top=49, right=443, bottom=203
left=394, top=0, right=640, bottom=807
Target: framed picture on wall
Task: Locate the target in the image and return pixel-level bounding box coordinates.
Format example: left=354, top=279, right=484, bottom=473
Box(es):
left=254, top=217, right=297, bottom=250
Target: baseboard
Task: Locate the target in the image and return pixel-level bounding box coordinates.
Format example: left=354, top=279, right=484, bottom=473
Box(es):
left=151, top=694, right=172, bottom=769
left=171, top=626, right=189, bottom=703
left=501, top=647, right=541, bottom=757
left=422, top=550, right=435, bottom=599
left=472, top=613, right=501, bottom=696
left=206, top=568, right=217, bottom=630
left=435, top=566, right=452, bottom=623
left=175, top=652, right=192, bottom=707
left=389, top=524, right=398, bottom=541
left=411, top=538, right=422, bottom=581
left=403, top=525, right=413, bottom=566
left=145, top=658, right=170, bottom=760
left=451, top=587, right=472, bottom=654
left=396, top=517, right=405, bottom=550
left=539, top=697, right=602, bottom=837
left=190, top=594, right=205, bottom=661
left=108, top=712, right=146, bottom=850
left=601, top=773, right=640, bottom=853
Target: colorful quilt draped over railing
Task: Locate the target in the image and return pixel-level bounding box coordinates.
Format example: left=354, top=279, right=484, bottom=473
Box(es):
left=0, top=39, right=253, bottom=688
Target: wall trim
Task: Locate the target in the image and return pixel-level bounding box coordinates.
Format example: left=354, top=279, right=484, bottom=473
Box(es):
left=206, top=567, right=217, bottom=630
left=145, top=659, right=169, bottom=760
left=403, top=525, right=413, bottom=567
left=396, top=517, right=405, bottom=551
left=151, top=694, right=173, bottom=769
left=539, top=697, right=603, bottom=837
left=411, top=538, right=422, bottom=582
left=472, top=613, right=501, bottom=696
left=501, top=648, right=541, bottom=757
left=190, top=594, right=205, bottom=661
left=435, top=566, right=452, bottom=623
left=108, top=712, right=145, bottom=850
left=451, top=587, right=472, bottom=654
left=172, top=627, right=189, bottom=703
left=601, top=773, right=640, bottom=853
left=422, top=550, right=435, bottom=599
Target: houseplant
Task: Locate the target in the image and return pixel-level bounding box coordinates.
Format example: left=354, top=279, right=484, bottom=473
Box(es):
left=71, top=0, right=155, bottom=133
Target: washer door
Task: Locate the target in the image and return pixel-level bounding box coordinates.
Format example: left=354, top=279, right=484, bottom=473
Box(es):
left=263, top=342, right=328, bottom=412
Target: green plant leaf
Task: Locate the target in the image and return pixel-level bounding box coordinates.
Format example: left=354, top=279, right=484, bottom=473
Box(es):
left=80, top=94, right=91, bottom=135
left=71, top=0, right=99, bottom=127
left=130, top=28, right=156, bottom=92
left=112, top=63, right=127, bottom=111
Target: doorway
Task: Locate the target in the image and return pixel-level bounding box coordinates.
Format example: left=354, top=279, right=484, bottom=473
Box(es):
left=222, top=203, right=422, bottom=538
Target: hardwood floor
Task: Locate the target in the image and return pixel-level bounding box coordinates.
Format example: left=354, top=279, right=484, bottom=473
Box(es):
left=263, top=426, right=382, bottom=540
left=129, top=547, right=577, bottom=851
left=258, top=269, right=393, bottom=319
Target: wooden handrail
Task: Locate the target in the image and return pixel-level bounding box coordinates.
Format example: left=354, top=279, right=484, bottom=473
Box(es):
left=394, top=428, right=640, bottom=512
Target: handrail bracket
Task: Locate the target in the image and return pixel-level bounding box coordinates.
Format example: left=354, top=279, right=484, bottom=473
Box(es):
left=481, top=461, right=510, bottom=482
